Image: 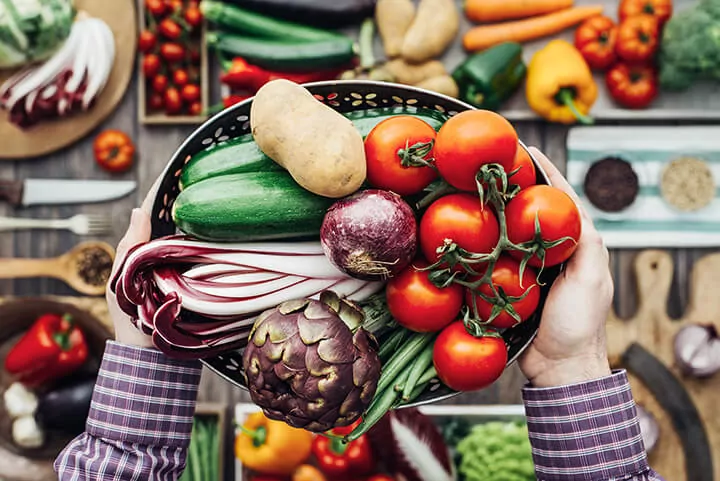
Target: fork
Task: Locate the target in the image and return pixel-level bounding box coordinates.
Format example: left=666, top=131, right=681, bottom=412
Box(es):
left=0, top=214, right=114, bottom=235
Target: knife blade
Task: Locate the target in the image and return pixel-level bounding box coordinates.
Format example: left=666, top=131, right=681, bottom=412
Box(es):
left=0, top=179, right=137, bottom=206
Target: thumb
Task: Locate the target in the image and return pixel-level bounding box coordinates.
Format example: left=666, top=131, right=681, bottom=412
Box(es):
left=115, top=208, right=151, bottom=270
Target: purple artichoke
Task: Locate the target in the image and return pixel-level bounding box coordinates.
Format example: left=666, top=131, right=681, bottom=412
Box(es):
left=242, top=292, right=381, bottom=432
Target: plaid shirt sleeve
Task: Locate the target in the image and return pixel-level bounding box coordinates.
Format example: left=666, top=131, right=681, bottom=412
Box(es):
left=54, top=341, right=202, bottom=481
left=523, top=370, right=665, bottom=481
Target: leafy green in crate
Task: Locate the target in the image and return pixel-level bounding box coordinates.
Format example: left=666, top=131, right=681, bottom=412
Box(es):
left=456, top=422, right=535, bottom=481
left=180, top=415, right=219, bottom=481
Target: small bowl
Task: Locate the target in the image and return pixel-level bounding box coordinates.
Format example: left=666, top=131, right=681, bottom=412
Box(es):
left=0, top=299, right=112, bottom=459
left=150, top=81, right=561, bottom=406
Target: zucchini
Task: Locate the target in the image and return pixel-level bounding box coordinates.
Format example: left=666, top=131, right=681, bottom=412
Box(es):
left=173, top=171, right=334, bottom=242
left=181, top=107, right=449, bottom=189
left=206, top=32, right=356, bottom=71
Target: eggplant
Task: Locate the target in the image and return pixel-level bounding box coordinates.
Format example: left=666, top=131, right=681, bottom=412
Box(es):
left=35, top=376, right=97, bottom=434
left=222, top=0, right=376, bottom=28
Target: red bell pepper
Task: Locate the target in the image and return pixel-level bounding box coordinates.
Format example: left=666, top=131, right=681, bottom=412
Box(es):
left=220, top=57, right=343, bottom=91
left=4, top=313, right=88, bottom=387
left=312, top=419, right=374, bottom=479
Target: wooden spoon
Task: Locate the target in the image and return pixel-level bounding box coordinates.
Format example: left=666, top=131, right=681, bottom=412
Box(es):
left=0, top=242, right=116, bottom=296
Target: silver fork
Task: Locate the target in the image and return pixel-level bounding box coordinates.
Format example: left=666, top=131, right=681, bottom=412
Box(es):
left=0, top=214, right=113, bottom=235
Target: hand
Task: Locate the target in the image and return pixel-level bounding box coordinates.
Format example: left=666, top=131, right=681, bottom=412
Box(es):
left=106, top=180, right=161, bottom=349
left=518, top=148, right=613, bottom=388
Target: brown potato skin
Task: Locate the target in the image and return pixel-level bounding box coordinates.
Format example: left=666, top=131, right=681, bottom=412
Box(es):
left=401, top=0, right=460, bottom=63
left=376, top=0, right=416, bottom=58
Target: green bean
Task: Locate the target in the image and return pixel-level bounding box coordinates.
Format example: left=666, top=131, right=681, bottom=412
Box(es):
left=401, top=342, right=434, bottom=401
left=377, top=327, right=407, bottom=363
left=346, top=369, right=410, bottom=443
left=190, top=419, right=203, bottom=481
left=376, top=332, right=432, bottom=395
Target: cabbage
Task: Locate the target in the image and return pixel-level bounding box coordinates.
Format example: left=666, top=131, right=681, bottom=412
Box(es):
left=0, top=0, right=75, bottom=69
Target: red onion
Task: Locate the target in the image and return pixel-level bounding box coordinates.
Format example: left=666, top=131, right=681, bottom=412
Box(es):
left=321, top=189, right=417, bottom=281
left=673, top=324, right=720, bottom=378
left=636, top=404, right=660, bottom=453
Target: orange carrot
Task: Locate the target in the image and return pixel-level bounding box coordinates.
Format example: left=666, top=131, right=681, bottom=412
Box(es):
left=465, top=0, right=574, bottom=23
left=463, top=6, right=604, bottom=52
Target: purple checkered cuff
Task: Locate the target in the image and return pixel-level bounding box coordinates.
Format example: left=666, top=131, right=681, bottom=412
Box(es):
left=86, top=341, right=202, bottom=448
left=522, top=370, right=653, bottom=481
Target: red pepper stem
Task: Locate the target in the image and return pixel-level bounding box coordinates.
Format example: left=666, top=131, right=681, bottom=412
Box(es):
left=557, top=88, right=594, bottom=125
left=53, top=314, right=75, bottom=351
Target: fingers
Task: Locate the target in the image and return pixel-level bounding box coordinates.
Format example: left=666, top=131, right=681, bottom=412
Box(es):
left=141, top=174, right=164, bottom=215
left=114, top=209, right=151, bottom=272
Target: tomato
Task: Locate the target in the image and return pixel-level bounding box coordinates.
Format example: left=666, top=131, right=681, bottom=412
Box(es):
left=364, top=116, right=438, bottom=196
left=172, top=69, right=189, bottom=86
left=292, top=465, right=326, bottom=481
left=434, top=110, right=518, bottom=192
left=505, top=185, right=582, bottom=268
left=185, top=6, right=203, bottom=28
left=161, top=43, right=185, bottom=63
left=465, top=256, right=540, bottom=329
left=605, top=62, right=658, bottom=109
left=189, top=101, right=203, bottom=116
left=366, top=476, right=395, bottom=481
left=615, top=16, right=659, bottom=64
left=152, top=74, right=168, bottom=93
left=181, top=83, right=201, bottom=103
left=159, top=18, right=183, bottom=40
left=164, top=0, right=183, bottom=12
left=148, top=92, right=164, bottom=110
left=142, top=54, right=161, bottom=78
left=164, top=87, right=183, bottom=115
left=506, top=146, right=536, bottom=190
left=574, top=16, right=617, bottom=70
left=145, top=0, right=166, bottom=17
left=419, top=193, right=500, bottom=266
left=138, top=30, right=156, bottom=53
left=386, top=260, right=464, bottom=333
left=433, top=322, right=507, bottom=392
left=190, top=47, right=202, bottom=63
left=93, top=130, right=135, bottom=173
left=619, top=0, right=673, bottom=24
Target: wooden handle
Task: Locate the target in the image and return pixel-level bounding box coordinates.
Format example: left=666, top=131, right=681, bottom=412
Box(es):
left=0, top=258, right=58, bottom=279
left=0, top=180, right=23, bottom=206
left=634, top=250, right=674, bottom=320
left=684, top=252, right=720, bottom=327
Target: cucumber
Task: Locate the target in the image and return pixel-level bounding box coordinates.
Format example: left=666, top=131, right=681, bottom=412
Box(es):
left=180, top=107, right=449, bottom=189
left=173, top=171, right=334, bottom=242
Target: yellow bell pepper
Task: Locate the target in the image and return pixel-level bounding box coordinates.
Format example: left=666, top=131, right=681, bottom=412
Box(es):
left=235, top=412, right=313, bottom=476
left=525, top=39, right=598, bottom=125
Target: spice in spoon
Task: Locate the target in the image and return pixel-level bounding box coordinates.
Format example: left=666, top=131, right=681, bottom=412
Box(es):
left=76, top=246, right=113, bottom=287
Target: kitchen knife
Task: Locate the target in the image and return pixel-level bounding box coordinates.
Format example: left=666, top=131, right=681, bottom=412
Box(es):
left=0, top=179, right=136, bottom=206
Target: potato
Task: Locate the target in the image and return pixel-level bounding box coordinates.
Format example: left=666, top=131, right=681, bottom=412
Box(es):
left=384, top=58, right=447, bottom=85
left=414, top=75, right=460, bottom=98
left=250, top=79, right=366, bottom=199
left=401, top=0, right=459, bottom=63
left=376, top=0, right=416, bottom=58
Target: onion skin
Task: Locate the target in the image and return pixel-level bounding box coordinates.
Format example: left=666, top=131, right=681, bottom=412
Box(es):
left=636, top=404, right=660, bottom=454
left=673, top=324, right=720, bottom=378
left=321, top=189, right=418, bottom=281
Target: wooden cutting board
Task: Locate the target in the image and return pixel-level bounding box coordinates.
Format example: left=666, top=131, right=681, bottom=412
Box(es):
left=607, top=250, right=720, bottom=481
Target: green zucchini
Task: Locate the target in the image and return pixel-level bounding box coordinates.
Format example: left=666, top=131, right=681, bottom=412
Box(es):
left=180, top=107, right=449, bottom=189
left=206, top=32, right=356, bottom=71
left=173, top=171, right=334, bottom=242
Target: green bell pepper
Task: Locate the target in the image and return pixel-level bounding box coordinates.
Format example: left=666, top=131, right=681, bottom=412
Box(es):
left=452, top=42, right=527, bottom=111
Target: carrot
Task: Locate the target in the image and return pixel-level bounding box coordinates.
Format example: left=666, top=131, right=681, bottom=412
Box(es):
left=465, top=0, right=574, bottom=23
left=463, top=5, right=604, bottom=52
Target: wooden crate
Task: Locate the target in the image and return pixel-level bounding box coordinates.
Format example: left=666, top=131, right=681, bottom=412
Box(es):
left=136, top=0, right=210, bottom=125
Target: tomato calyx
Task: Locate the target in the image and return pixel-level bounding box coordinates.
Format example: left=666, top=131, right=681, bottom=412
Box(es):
left=460, top=308, right=504, bottom=339
left=512, top=212, right=578, bottom=280
left=397, top=139, right=435, bottom=169
left=462, top=281, right=535, bottom=327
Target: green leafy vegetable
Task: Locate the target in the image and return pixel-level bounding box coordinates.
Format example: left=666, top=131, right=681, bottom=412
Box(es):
left=180, top=415, right=220, bottom=481
left=455, top=421, right=535, bottom=481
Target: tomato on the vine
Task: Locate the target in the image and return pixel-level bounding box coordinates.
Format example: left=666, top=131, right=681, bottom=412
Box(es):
left=145, top=0, right=165, bottom=17
left=433, top=322, right=507, bottom=392
left=465, top=256, right=540, bottom=329
left=172, top=69, right=189, bottom=86
left=161, top=43, right=185, bottom=63
left=386, top=260, right=463, bottom=333
left=505, top=185, right=582, bottom=268
left=181, top=84, right=201, bottom=103
left=419, top=193, right=500, bottom=265
left=185, top=6, right=203, bottom=28
left=138, top=30, right=156, bottom=53
left=159, top=18, right=182, bottom=40
left=434, top=110, right=518, bottom=192
left=364, top=116, right=438, bottom=196
left=164, top=87, right=183, bottom=115
left=506, top=146, right=536, bottom=190
left=142, top=54, right=161, bottom=77
left=152, top=74, right=168, bottom=93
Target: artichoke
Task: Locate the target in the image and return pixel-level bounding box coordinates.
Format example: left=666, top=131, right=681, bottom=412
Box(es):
left=243, top=292, right=381, bottom=432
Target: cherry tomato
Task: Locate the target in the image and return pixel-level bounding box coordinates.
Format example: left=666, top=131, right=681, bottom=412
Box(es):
left=188, top=101, right=203, bottom=116
left=172, top=69, right=189, bottom=86
left=159, top=18, right=182, bottom=40
left=148, top=92, right=164, bottom=110
left=138, top=30, right=156, bottom=53
left=615, top=16, right=659, bottom=64
left=433, top=322, right=507, bottom=392
left=619, top=0, right=673, bottom=25
left=142, top=54, right=161, bottom=78
left=366, top=476, right=395, bottom=481
left=465, top=256, right=540, bottom=329
left=574, top=16, right=618, bottom=70
left=506, top=146, right=536, bottom=190
left=164, top=87, right=183, bottom=115
left=505, top=185, right=582, bottom=268
left=434, top=110, right=518, bottom=192
left=419, top=193, right=500, bottom=265
left=605, top=62, right=658, bottom=109
left=164, top=0, right=183, bottom=13
left=185, top=6, right=203, bottom=28
left=152, top=74, right=168, bottom=93
left=93, top=130, right=135, bottom=173
left=364, top=116, right=438, bottom=196
left=189, top=47, right=202, bottom=63
left=160, top=43, right=185, bottom=63
left=145, top=0, right=166, bottom=17
left=181, top=83, right=201, bottom=103
left=386, top=260, right=464, bottom=333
